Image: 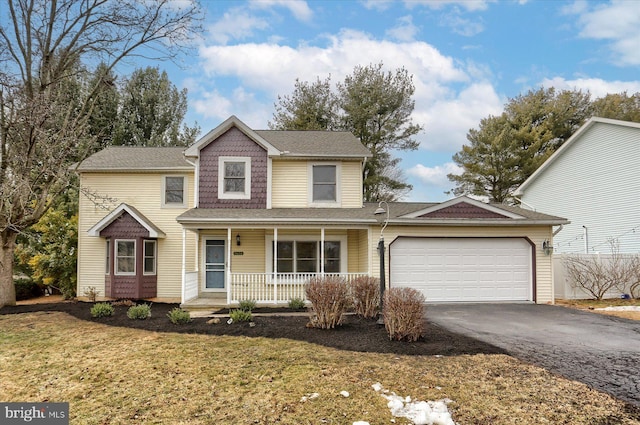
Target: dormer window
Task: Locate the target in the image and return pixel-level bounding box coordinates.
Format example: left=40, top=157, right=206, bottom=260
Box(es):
left=309, top=162, right=340, bottom=206
left=218, top=156, right=251, bottom=200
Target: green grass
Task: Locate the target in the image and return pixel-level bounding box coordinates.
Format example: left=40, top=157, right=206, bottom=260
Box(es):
left=0, top=311, right=638, bottom=424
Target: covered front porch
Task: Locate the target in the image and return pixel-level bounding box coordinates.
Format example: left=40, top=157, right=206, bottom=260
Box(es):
left=179, top=224, right=375, bottom=308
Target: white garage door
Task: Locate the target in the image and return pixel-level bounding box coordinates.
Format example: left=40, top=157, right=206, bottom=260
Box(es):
left=390, top=237, right=532, bottom=302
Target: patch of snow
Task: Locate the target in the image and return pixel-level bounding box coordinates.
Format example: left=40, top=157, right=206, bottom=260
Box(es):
left=300, top=392, right=320, bottom=402
left=353, top=422, right=370, bottom=425
left=596, top=306, right=640, bottom=311
left=371, top=382, right=457, bottom=425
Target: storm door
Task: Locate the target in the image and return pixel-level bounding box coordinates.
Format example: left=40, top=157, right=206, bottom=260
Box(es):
left=204, top=239, right=225, bottom=290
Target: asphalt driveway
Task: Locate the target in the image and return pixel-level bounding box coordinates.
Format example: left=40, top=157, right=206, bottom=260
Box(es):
left=427, top=303, right=640, bottom=407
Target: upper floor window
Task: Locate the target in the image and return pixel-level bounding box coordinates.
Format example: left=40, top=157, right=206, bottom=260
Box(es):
left=218, top=156, right=251, bottom=200
left=310, top=163, right=340, bottom=206
left=163, top=176, right=186, bottom=207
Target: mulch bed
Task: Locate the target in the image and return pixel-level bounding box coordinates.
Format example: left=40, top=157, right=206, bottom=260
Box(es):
left=1, top=301, right=505, bottom=356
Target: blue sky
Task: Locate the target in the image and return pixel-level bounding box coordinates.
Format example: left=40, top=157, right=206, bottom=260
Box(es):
left=159, top=0, right=640, bottom=202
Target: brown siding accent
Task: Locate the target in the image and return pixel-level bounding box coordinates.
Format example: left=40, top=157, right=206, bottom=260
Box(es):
left=198, top=127, right=268, bottom=209
left=419, top=202, right=509, bottom=219
left=100, top=212, right=157, bottom=299
left=100, top=212, right=150, bottom=238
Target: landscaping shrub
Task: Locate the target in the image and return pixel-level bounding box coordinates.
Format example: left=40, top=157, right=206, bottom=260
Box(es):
left=229, top=309, right=253, bottom=322
left=167, top=307, right=191, bottom=324
left=305, top=276, right=351, bottom=329
left=90, top=302, right=115, bottom=318
left=351, top=276, right=380, bottom=319
left=288, top=297, right=306, bottom=310
left=13, top=278, right=43, bottom=301
left=238, top=299, right=257, bottom=312
left=83, top=286, right=99, bottom=302
left=127, top=304, right=152, bottom=320
left=383, top=288, right=425, bottom=342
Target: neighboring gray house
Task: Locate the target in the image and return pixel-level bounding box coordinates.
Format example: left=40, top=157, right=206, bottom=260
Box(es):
left=514, top=117, right=640, bottom=254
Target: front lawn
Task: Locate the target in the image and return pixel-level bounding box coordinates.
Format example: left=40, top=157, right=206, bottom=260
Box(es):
left=557, top=298, right=640, bottom=321
left=1, top=310, right=638, bottom=424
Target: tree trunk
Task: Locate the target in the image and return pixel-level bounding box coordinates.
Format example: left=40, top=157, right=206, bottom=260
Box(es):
left=0, top=230, right=17, bottom=308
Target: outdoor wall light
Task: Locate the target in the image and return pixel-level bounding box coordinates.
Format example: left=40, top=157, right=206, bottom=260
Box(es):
left=236, top=234, right=241, bottom=246
left=542, top=239, right=553, bottom=255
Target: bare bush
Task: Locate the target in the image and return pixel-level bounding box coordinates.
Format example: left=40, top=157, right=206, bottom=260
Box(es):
left=563, top=240, right=640, bottom=300
left=383, top=288, right=425, bottom=342
left=351, top=276, right=380, bottom=319
left=305, top=276, right=351, bottom=329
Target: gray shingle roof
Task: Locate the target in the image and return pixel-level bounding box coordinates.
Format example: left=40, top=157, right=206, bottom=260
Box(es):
left=254, top=130, right=372, bottom=158
left=177, top=202, right=567, bottom=226
left=76, top=147, right=192, bottom=172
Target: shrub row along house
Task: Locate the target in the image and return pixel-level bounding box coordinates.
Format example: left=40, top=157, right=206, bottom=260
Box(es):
left=76, top=116, right=567, bottom=308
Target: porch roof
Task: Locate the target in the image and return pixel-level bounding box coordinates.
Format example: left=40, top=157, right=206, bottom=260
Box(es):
left=176, top=201, right=567, bottom=227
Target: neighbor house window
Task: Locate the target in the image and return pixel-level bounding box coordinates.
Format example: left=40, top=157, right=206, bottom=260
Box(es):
left=309, top=163, right=340, bottom=206
left=115, top=240, right=135, bottom=275
left=163, top=176, right=186, bottom=207
left=218, top=157, right=251, bottom=200
left=272, top=240, right=341, bottom=274
left=143, top=240, right=156, bottom=275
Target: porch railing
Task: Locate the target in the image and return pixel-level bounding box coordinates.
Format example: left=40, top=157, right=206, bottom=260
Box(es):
left=229, top=272, right=369, bottom=305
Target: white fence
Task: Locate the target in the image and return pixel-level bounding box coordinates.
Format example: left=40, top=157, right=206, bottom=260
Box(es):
left=553, top=254, right=636, bottom=299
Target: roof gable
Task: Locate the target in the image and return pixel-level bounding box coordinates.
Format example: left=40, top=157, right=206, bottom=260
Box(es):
left=87, top=203, right=166, bottom=238
left=401, top=196, right=524, bottom=220
left=515, top=117, right=640, bottom=195
left=184, top=115, right=281, bottom=157
left=185, top=115, right=371, bottom=160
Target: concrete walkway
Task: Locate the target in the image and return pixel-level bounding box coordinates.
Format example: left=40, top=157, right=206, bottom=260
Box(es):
left=427, top=303, right=640, bottom=407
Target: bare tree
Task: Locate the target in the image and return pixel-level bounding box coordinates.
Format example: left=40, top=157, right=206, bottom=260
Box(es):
left=562, top=239, right=640, bottom=300
left=0, top=0, right=202, bottom=307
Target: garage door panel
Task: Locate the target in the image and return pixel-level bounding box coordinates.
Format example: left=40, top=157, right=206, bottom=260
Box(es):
left=390, top=238, right=532, bottom=302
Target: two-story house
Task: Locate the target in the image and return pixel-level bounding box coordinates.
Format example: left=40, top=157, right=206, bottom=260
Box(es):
left=77, top=116, right=567, bottom=307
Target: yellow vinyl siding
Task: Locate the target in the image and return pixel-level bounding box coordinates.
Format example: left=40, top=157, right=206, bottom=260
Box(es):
left=271, top=159, right=363, bottom=208
left=271, top=160, right=307, bottom=207
left=77, top=172, right=195, bottom=300
left=370, top=225, right=554, bottom=304
left=340, top=161, right=363, bottom=208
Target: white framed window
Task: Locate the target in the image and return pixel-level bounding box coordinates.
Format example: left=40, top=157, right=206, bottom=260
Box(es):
left=115, top=239, right=136, bottom=276
left=266, top=235, right=347, bottom=274
left=309, top=163, right=340, bottom=206
left=162, top=175, right=186, bottom=207
left=143, top=240, right=156, bottom=275
left=218, top=156, right=251, bottom=200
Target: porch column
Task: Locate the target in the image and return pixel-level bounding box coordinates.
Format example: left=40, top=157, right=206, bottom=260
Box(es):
left=320, top=227, right=325, bottom=275
left=273, top=227, right=278, bottom=304
left=227, top=227, right=232, bottom=305
left=181, top=228, right=186, bottom=304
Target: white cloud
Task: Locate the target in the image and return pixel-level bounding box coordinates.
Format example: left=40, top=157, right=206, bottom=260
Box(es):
left=540, top=76, right=640, bottom=98
left=568, top=0, right=640, bottom=66
left=386, top=15, right=420, bottom=42
left=407, top=162, right=462, bottom=199
left=404, top=0, right=494, bottom=12
left=417, top=81, right=503, bottom=152
left=208, top=9, right=269, bottom=44
left=249, top=0, right=313, bottom=22
left=439, top=13, right=484, bottom=36
left=195, top=30, right=501, bottom=151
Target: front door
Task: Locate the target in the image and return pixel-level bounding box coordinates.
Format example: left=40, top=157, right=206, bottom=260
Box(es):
left=205, top=239, right=225, bottom=291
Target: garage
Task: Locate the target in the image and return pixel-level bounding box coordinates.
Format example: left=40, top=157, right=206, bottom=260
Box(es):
left=390, top=237, right=533, bottom=302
